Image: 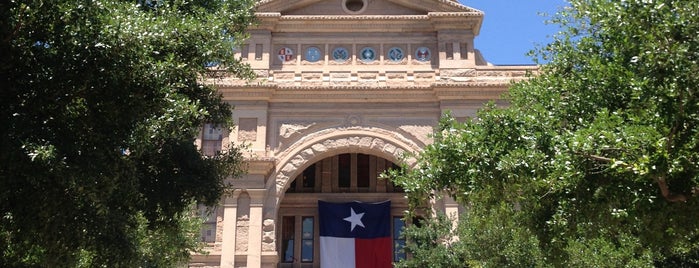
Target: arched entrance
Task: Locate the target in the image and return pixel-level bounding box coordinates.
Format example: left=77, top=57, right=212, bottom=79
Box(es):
left=262, top=129, right=422, bottom=267
left=277, top=152, right=407, bottom=268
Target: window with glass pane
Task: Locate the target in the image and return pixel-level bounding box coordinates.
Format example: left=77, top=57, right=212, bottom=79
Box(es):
left=282, top=216, right=295, bottom=263
left=202, top=123, right=223, bottom=156
left=301, top=217, right=314, bottom=263
left=393, top=217, right=406, bottom=262
left=357, top=153, right=370, bottom=188
left=197, top=205, right=217, bottom=242
left=338, top=154, right=351, bottom=188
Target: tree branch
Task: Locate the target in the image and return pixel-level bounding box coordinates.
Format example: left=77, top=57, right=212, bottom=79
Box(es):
left=582, top=153, right=693, bottom=203
left=656, top=176, right=687, bottom=203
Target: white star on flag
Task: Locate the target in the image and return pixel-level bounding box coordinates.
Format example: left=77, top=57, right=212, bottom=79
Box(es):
left=343, top=208, right=365, bottom=231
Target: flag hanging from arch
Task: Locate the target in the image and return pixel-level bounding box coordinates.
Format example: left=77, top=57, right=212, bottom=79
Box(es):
left=318, top=200, right=392, bottom=268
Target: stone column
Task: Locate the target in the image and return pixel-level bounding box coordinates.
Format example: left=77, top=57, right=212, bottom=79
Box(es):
left=220, top=193, right=239, bottom=268
left=246, top=190, right=266, bottom=268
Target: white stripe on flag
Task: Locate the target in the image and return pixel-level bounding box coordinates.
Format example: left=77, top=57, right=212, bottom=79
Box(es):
left=320, top=236, right=355, bottom=268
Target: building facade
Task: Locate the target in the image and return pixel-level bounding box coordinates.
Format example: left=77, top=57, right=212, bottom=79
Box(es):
left=191, top=0, right=536, bottom=267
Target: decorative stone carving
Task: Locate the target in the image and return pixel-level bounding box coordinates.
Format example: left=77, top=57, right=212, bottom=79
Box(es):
left=441, top=68, right=476, bottom=78
left=280, top=123, right=316, bottom=139
left=345, top=115, right=362, bottom=126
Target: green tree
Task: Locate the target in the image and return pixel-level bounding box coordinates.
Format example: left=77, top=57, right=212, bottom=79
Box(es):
left=392, top=0, right=699, bottom=266
left=0, top=0, right=255, bottom=266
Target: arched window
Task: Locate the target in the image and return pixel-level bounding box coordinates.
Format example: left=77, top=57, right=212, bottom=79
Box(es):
left=285, top=153, right=403, bottom=193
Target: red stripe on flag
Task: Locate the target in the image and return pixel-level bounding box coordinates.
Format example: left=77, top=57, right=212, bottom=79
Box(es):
left=354, top=237, right=392, bottom=268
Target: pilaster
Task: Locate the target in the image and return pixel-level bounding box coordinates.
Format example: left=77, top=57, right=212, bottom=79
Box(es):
left=220, top=193, right=240, bottom=268
left=246, top=190, right=267, bottom=268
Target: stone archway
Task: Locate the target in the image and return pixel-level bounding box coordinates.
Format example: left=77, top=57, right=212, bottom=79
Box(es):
left=271, top=128, right=421, bottom=207
left=259, top=127, right=423, bottom=254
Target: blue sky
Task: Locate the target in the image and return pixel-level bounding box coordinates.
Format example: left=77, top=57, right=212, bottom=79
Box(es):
left=460, top=0, right=568, bottom=65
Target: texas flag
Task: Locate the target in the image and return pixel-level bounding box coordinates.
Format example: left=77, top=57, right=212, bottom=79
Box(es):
left=318, top=200, right=392, bottom=268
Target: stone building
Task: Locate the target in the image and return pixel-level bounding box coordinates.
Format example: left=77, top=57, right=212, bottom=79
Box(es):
left=191, top=0, right=536, bottom=267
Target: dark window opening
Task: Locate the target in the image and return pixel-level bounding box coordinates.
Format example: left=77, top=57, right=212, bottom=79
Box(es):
left=460, top=43, right=469, bottom=59
left=357, top=153, right=370, bottom=188
left=445, top=42, right=454, bottom=60
left=303, top=164, right=316, bottom=188
left=287, top=179, right=297, bottom=193
left=338, top=153, right=351, bottom=188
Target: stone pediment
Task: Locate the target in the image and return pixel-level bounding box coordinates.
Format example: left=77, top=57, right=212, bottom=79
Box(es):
left=253, top=0, right=484, bottom=34
left=256, top=0, right=481, bottom=15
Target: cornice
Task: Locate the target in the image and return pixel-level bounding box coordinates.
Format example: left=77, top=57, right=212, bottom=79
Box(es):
left=277, top=15, right=430, bottom=20
left=427, top=12, right=483, bottom=17
left=255, top=12, right=282, bottom=18
left=252, top=12, right=483, bottom=32
left=213, top=81, right=521, bottom=103
left=256, top=0, right=482, bottom=13
left=382, top=0, right=481, bottom=13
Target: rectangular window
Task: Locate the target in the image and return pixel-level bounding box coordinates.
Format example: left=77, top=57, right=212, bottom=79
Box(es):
left=202, top=123, right=223, bottom=156
left=445, top=42, right=454, bottom=60
left=338, top=154, right=351, bottom=188
left=282, top=216, right=295, bottom=263
left=357, top=154, right=370, bottom=188
left=460, top=42, right=468, bottom=59
left=303, top=164, right=316, bottom=189
left=301, top=217, right=314, bottom=263
left=198, top=205, right=217, bottom=242
left=255, top=44, right=263, bottom=61
left=241, top=44, right=249, bottom=60
left=393, top=217, right=406, bottom=262
left=201, top=223, right=216, bottom=243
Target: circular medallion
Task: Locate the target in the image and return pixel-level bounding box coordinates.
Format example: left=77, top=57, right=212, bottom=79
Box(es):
left=305, top=47, right=321, bottom=62
left=342, top=0, right=368, bottom=14
left=415, top=47, right=431, bottom=62
left=332, top=47, right=349, bottom=62
left=359, top=47, right=376, bottom=63
left=277, top=47, right=294, bottom=62
left=387, top=47, right=404, bottom=62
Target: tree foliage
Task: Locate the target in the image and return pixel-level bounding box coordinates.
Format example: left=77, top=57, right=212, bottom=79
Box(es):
left=0, top=0, right=255, bottom=266
left=392, top=0, right=699, bottom=266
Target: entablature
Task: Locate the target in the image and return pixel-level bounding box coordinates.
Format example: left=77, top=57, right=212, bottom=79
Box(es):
left=209, top=65, right=537, bottom=102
